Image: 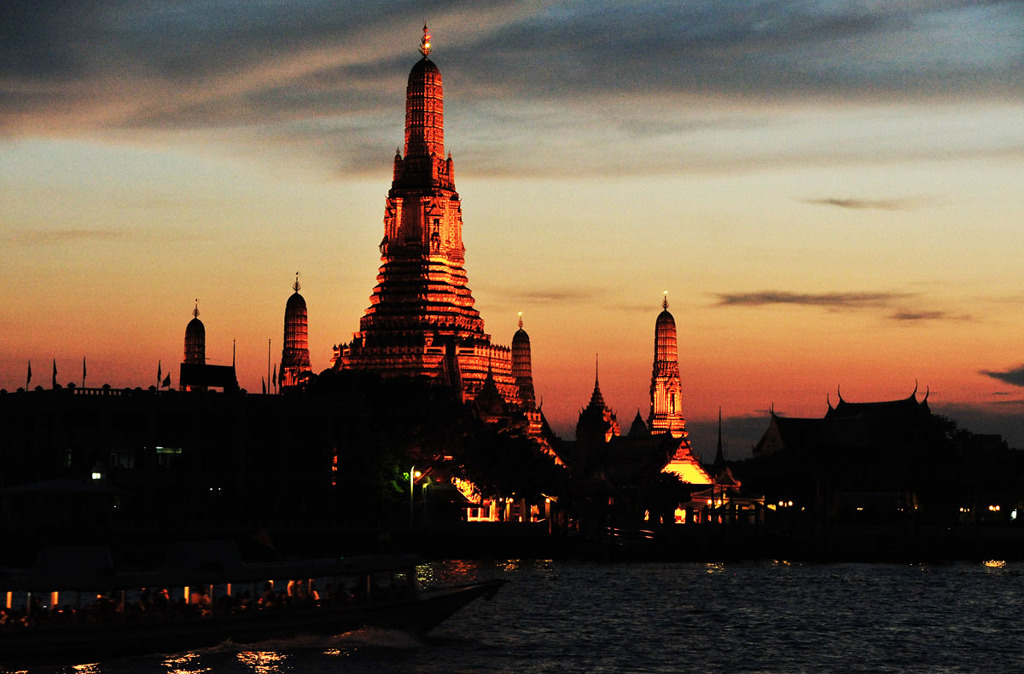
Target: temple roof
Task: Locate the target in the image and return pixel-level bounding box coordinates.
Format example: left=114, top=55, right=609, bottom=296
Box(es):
left=755, top=390, right=937, bottom=456
left=285, top=291, right=306, bottom=311
left=628, top=410, right=649, bottom=438
left=185, top=316, right=204, bottom=337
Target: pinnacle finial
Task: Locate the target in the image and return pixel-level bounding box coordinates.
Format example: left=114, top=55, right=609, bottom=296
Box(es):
left=662, top=290, right=669, bottom=310
left=595, top=353, right=600, bottom=386
left=293, top=271, right=301, bottom=293
left=419, top=23, right=432, bottom=58
left=517, top=311, right=523, bottom=330
left=193, top=299, right=199, bottom=319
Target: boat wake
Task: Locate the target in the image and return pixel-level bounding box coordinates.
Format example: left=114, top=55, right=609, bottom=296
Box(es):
left=189, top=627, right=424, bottom=659
left=330, top=627, right=425, bottom=650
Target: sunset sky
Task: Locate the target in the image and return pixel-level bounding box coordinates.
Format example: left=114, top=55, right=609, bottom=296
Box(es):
left=3, top=1, right=1024, bottom=456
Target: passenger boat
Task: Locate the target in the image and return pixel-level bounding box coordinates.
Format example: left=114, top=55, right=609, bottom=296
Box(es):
left=0, top=541, right=506, bottom=666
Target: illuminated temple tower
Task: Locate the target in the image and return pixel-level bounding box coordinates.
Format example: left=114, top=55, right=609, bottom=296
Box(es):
left=333, top=26, right=518, bottom=404
left=280, top=273, right=312, bottom=390
left=648, top=293, right=688, bottom=438
left=651, top=293, right=708, bottom=484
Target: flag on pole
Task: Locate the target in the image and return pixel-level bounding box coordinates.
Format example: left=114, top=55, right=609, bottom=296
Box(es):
left=52, top=359, right=57, bottom=389
left=157, top=360, right=162, bottom=387
left=26, top=360, right=32, bottom=389
left=272, top=364, right=277, bottom=393
left=82, top=356, right=87, bottom=388
left=162, top=373, right=171, bottom=388
left=261, top=377, right=267, bottom=395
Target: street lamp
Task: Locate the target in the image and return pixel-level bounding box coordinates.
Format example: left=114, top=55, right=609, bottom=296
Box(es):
left=409, top=467, right=421, bottom=527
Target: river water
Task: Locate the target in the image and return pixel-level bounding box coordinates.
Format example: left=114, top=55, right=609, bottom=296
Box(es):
left=11, top=558, right=1024, bottom=673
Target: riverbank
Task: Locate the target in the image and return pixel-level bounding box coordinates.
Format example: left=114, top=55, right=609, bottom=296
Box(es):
left=5, top=521, right=1024, bottom=567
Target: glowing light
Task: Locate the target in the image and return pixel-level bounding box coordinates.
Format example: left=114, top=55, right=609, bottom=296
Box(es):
left=984, top=560, right=1007, bottom=569
left=237, top=651, right=287, bottom=674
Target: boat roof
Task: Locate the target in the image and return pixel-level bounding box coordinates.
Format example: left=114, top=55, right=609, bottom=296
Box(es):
left=1, top=541, right=422, bottom=593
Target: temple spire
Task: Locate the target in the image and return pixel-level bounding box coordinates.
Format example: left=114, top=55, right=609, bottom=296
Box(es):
left=293, top=271, right=301, bottom=293
left=419, top=23, right=432, bottom=58
left=714, top=407, right=725, bottom=469
left=518, top=311, right=524, bottom=330
left=649, top=293, right=687, bottom=438
left=193, top=298, right=199, bottom=319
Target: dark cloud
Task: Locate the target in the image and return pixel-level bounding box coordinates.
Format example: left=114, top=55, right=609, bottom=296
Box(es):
left=888, top=310, right=971, bottom=322
left=980, top=365, right=1024, bottom=387
left=714, top=290, right=910, bottom=310
left=3, top=0, right=1021, bottom=135
left=933, top=400, right=1024, bottom=449
left=687, top=412, right=774, bottom=461
left=803, top=197, right=919, bottom=210
left=450, top=1, right=1024, bottom=101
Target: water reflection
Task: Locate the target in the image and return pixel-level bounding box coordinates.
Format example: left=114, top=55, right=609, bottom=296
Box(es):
left=161, top=652, right=210, bottom=674
left=236, top=650, right=286, bottom=674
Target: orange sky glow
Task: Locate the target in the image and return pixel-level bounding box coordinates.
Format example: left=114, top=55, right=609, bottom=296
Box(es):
left=2, top=4, right=1024, bottom=455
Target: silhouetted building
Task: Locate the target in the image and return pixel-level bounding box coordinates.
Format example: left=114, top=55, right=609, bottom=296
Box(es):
left=753, top=388, right=936, bottom=458
left=332, top=27, right=520, bottom=406
left=183, top=301, right=205, bottom=367
left=280, top=273, right=312, bottom=391
left=179, top=302, right=237, bottom=392
left=575, top=362, right=621, bottom=450
left=748, top=388, right=952, bottom=521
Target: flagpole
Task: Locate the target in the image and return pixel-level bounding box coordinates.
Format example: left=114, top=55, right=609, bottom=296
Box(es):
left=26, top=360, right=32, bottom=390
left=82, top=356, right=87, bottom=389
left=267, top=339, right=271, bottom=395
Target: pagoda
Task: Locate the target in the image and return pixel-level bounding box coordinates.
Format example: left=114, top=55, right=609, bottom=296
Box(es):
left=280, top=273, right=312, bottom=390
left=332, top=26, right=518, bottom=404
left=649, top=292, right=688, bottom=438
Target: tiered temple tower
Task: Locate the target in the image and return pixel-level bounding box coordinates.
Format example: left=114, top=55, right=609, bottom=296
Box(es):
left=280, top=273, right=312, bottom=390
left=511, top=314, right=536, bottom=408
left=648, top=293, right=688, bottom=438
left=511, top=313, right=543, bottom=434
left=333, top=26, right=518, bottom=404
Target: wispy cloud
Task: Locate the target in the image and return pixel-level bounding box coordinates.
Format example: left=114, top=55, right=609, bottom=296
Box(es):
left=980, top=365, right=1024, bottom=387
left=513, top=288, right=599, bottom=304
left=714, top=290, right=910, bottom=310
left=888, top=310, right=972, bottom=322
left=803, top=197, right=920, bottom=210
